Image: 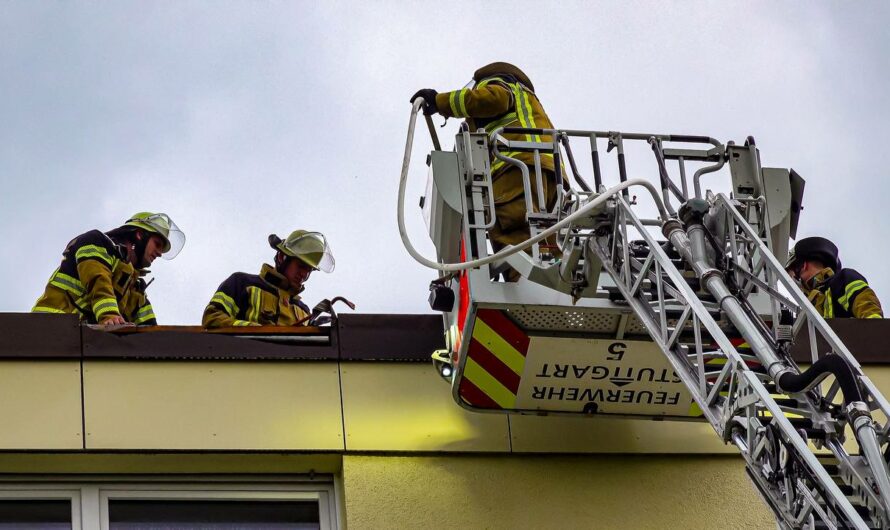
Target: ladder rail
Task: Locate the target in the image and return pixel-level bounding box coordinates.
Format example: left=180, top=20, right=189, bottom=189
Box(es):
left=487, top=127, right=723, bottom=263
left=593, top=195, right=870, bottom=528
left=406, top=111, right=889, bottom=526
left=716, top=193, right=890, bottom=421
left=593, top=212, right=721, bottom=428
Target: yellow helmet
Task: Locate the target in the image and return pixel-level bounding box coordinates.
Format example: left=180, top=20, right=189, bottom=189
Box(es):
left=270, top=230, right=335, bottom=273
left=124, top=212, right=185, bottom=259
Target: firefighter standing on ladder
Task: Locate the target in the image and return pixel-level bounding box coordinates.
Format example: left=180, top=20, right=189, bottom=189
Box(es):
left=411, top=62, right=557, bottom=281
left=786, top=236, right=883, bottom=319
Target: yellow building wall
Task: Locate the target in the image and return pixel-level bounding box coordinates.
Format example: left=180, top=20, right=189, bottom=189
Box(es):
left=0, top=361, right=82, bottom=449
left=83, top=361, right=344, bottom=450
left=2, top=356, right=887, bottom=529
left=6, top=360, right=882, bottom=455
left=341, top=362, right=737, bottom=454
left=342, top=454, right=774, bottom=529
left=341, top=363, right=510, bottom=452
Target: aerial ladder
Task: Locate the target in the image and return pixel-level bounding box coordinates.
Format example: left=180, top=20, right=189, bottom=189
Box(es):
left=400, top=99, right=890, bottom=529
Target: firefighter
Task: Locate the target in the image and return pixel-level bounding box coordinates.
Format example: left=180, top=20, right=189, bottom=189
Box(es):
left=32, top=212, right=185, bottom=325
left=785, top=236, right=883, bottom=319
left=202, top=230, right=334, bottom=328
left=411, top=62, right=557, bottom=280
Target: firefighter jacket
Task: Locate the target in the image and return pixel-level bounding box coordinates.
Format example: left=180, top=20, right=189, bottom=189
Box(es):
left=32, top=230, right=156, bottom=324
left=804, top=267, right=883, bottom=319
left=202, top=264, right=311, bottom=329
left=435, top=77, right=555, bottom=205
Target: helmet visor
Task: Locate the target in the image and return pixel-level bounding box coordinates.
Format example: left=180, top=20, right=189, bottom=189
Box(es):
left=282, top=232, right=334, bottom=273
left=784, top=250, right=798, bottom=271
left=130, top=213, right=186, bottom=259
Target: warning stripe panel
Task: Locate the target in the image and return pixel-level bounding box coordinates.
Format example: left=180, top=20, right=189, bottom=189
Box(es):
left=476, top=309, right=529, bottom=355
left=471, top=319, right=526, bottom=376
left=463, top=357, right=516, bottom=409
left=467, top=338, right=521, bottom=394
left=457, top=309, right=531, bottom=410
left=458, top=377, right=501, bottom=409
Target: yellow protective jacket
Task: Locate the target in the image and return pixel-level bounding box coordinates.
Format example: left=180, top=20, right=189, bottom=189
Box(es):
left=805, top=267, right=883, bottom=319
left=202, top=264, right=311, bottom=329
left=32, top=230, right=156, bottom=324
left=435, top=76, right=555, bottom=205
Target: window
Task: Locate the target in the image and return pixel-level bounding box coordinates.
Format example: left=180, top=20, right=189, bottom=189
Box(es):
left=0, top=490, right=80, bottom=530
left=102, top=489, right=330, bottom=530
left=108, top=499, right=318, bottom=529
left=0, top=480, right=337, bottom=530
left=0, top=499, right=73, bottom=529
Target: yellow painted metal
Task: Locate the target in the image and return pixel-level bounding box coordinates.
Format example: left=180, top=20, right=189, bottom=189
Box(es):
left=83, top=361, right=343, bottom=450
left=0, top=361, right=82, bottom=449
left=340, top=363, right=509, bottom=452
left=342, top=455, right=773, bottom=529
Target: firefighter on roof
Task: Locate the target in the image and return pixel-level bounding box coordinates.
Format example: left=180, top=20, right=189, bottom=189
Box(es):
left=202, top=230, right=334, bottom=328
left=32, top=212, right=185, bottom=325
left=411, top=62, right=557, bottom=280
left=785, top=236, right=883, bottom=319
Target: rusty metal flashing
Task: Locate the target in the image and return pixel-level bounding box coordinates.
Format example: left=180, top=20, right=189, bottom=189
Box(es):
left=0, top=313, right=81, bottom=359
left=0, top=313, right=442, bottom=362
left=337, top=314, right=445, bottom=361
left=0, top=313, right=884, bottom=363
left=82, top=325, right=339, bottom=361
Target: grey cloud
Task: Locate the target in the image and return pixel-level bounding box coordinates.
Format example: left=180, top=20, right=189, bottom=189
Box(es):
left=2, top=1, right=889, bottom=323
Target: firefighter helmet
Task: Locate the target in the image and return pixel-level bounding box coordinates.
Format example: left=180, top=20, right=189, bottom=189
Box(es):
left=269, top=230, right=335, bottom=273
left=785, top=236, right=840, bottom=272
left=124, top=212, right=185, bottom=259
left=473, top=62, right=534, bottom=91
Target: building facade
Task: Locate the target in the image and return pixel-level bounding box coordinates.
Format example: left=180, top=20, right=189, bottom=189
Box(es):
left=1, top=313, right=886, bottom=528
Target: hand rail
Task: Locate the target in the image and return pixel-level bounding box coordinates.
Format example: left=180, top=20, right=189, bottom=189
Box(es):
left=399, top=102, right=671, bottom=273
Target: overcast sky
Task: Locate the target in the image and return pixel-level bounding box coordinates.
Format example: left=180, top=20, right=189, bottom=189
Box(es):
left=2, top=2, right=888, bottom=324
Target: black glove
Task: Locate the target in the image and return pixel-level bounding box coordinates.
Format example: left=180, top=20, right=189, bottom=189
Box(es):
left=410, top=88, right=438, bottom=115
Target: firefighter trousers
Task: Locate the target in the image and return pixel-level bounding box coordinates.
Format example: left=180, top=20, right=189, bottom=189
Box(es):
left=488, top=167, right=558, bottom=281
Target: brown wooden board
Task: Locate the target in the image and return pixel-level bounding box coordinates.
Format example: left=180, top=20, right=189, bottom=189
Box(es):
left=106, top=325, right=325, bottom=335
left=0, top=313, right=81, bottom=358
left=337, top=313, right=444, bottom=361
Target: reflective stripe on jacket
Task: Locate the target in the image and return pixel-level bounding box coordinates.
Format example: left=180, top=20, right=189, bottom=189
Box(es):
left=806, top=267, right=883, bottom=319
left=202, top=263, right=311, bottom=329
left=32, top=230, right=156, bottom=324
left=435, top=76, right=555, bottom=205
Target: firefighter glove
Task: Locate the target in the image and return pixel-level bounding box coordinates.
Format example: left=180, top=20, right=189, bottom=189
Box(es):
left=410, top=89, right=438, bottom=115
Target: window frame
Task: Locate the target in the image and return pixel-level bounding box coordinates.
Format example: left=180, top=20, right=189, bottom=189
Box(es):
left=0, top=486, right=82, bottom=530
left=99, top=483, right=336, bottom=530
left=0, top=478, right=337, bottom=530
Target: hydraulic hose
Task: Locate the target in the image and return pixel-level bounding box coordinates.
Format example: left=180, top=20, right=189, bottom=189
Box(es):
left=400, top=99, right=671, bottom=273
left=777, top=354, right=863, bottom=406
left=783, top=355, right=885, bottom=514
left=667, top=219, right=866, bottom=408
